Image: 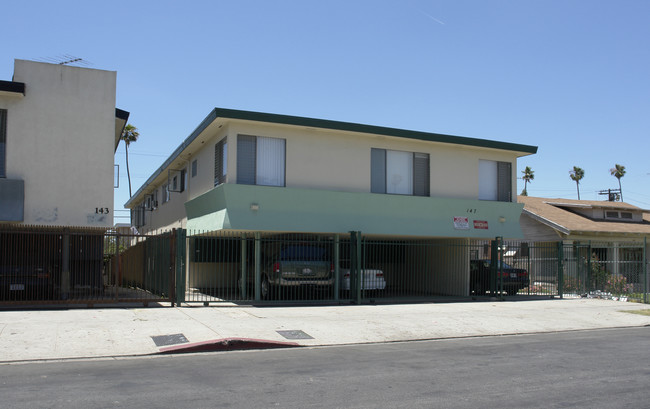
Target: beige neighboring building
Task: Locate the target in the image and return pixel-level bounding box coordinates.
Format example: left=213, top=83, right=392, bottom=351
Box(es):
left=519, top=196, right=650, bottom=244
left=519, top=196, right=650, bottom=280
left=0, top=59, right=128, bottom=227
left=0, top=59, right=128, bottom=297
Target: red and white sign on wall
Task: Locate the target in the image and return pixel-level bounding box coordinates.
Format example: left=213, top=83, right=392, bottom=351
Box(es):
left=453, top=216, right=470, bottom=230
left=473, top=220, right=489, bottom=230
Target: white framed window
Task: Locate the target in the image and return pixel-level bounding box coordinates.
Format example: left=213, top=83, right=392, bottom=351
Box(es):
left=191, top=159, right=198, bottom=178
left=180, top=168, right=186, bottom=192
left=478, top=160, right=512, bottom=202
left=162, top=183, right=170, bottom=204
left=132, top=204, right=145, bottom=227
left=237, top=134, right=285, bottom=187
left=605, top=211, right=634, bottom=220
left=371, top=148, right=429, bottom=196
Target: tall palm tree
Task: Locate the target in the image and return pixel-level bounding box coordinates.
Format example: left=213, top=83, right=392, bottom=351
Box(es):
left=610, top=163, right=626, bottom=202
left=121, top=124, right=139, bottom=197
left=520, top=166, right=534, bottom=196
left=569, top=166, right=585, bottom=200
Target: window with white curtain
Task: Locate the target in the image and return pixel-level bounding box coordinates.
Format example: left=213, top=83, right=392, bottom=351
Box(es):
left=478, top=159, right=512, bottom=202
left=237, top=134, right=285, bottom=187
left=386, top=150, right=413, bottom=194
left=371, top=148, right=429, bottom=196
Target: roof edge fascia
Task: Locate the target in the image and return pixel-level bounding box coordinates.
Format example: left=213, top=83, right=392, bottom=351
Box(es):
left=125, top=109, right=218, bottom=207
left=212, top=107, right=538, bottom=155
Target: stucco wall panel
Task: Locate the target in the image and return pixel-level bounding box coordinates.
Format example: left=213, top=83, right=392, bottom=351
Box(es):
left=3, top=60, right=117, bottom=227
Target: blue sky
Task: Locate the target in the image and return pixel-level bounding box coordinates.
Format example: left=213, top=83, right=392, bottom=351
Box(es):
left=2, top=0, right=649, bottom=224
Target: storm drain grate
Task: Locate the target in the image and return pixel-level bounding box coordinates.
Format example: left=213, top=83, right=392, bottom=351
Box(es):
left=276, top=330, right=314, bottom=340
left=151, top=333, right=190, bottom=347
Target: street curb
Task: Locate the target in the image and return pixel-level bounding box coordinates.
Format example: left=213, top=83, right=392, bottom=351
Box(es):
left=158, top=338, right=301, bottom=354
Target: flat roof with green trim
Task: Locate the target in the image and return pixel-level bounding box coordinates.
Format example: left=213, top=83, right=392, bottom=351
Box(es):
left=126, top=107, right=537, bottom=207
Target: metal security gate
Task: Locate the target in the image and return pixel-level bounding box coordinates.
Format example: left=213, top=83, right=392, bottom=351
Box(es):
left=470, top=239, right=563, bottom=298
left=181, top=231, right=560, bottom=305
left=0, top=226, right=179, bottom=307
left=561, top=240, right=648, bottom=302
left=6, top=226, right=645, bottom=308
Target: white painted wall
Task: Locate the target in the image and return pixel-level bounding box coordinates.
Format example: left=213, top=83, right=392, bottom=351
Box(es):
left=0, top=60, right=117, bottom=227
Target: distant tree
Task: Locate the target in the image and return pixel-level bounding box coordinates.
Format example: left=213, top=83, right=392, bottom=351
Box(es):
left=520, top=166, right=534, bottom=196
left=610, top=164, right=626, bottom=202
left=121, top=124, right=139, bottom=197
left=569, top=166, right=585, bottom=200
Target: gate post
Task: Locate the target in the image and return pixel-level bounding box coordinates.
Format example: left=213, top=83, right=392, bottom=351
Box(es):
left=61, top=229, right=70, bottom=300
left=254, top=232, right=261, bottom=301
left=587, top=241, right=592, bottom=292
left=169, top=229, right=177, bottom=307
left=175, top=229, right=186, bottom=305
left=334, top=234, right=340, bottom=301
left=557, top=241, right=564, bottom=299
left=350, top=231, right=362, bottom=304
left=490, top=237, right=502, bottom=297
left=114, top=231, right=120, bottom=302
left=240, top=234, right=247, bottom=299
left=643, top=237, right=648, bottom=304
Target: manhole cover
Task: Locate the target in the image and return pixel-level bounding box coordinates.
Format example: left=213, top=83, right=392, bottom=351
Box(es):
left=151, top=333, right=189, bottom=347
left=276, top=330, right=314, bottom=340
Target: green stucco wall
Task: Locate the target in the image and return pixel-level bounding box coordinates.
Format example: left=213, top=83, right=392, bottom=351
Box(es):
left=185, top=184, right=525, bottom=238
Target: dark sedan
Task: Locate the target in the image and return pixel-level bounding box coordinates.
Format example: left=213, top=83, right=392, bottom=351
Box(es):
left=470, top=260, right=529, bottom=296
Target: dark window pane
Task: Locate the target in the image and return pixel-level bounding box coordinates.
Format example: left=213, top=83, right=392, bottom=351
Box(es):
left=237, top=135, right=256, bottom=185
left=413, top=152, right=429, bottom=197
left=370, top=148, right=386, bottom=193
left=497, top=161, right=512, bottom=202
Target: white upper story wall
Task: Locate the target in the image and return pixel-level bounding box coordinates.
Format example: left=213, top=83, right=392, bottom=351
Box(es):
left=0, top=60, right=118, bottom=227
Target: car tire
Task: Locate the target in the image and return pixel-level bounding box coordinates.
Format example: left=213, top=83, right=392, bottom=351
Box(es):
left=261, top=276, right=271, bottom=300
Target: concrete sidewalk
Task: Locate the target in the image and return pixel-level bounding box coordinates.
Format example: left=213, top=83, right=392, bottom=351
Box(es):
left=1, top=298, right=649, bottom=363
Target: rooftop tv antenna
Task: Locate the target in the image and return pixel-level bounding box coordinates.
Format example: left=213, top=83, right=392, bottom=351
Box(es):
left=37, top=55, right=92, bottom=67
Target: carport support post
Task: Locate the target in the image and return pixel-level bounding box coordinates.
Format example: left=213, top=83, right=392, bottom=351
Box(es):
left=240, top=234, right=247, bottom=299
left=334, top=234, right=340, bottom=301
left=557, top=242, right=564, bottom=299
left=254, top=232, right=261, bottom=301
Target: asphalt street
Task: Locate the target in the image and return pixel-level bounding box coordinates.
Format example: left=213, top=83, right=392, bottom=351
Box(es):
left=2, top=327, right=649, bottom=409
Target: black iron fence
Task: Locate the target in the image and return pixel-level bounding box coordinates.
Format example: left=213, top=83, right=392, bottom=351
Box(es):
left=1, top=226, right=647, bottom=307
left=561, top=241, right=648, bottom=301
left=0, top=226, right=178, bottom=306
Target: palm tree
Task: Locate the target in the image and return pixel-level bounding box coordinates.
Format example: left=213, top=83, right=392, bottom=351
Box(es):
left=610, top=164, right=626, bottom=202
left=569, top=166, right=585, bottom=200
left=121, top=124, right=139, bottom=197
left=520, top=166, right=534, bottom=196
